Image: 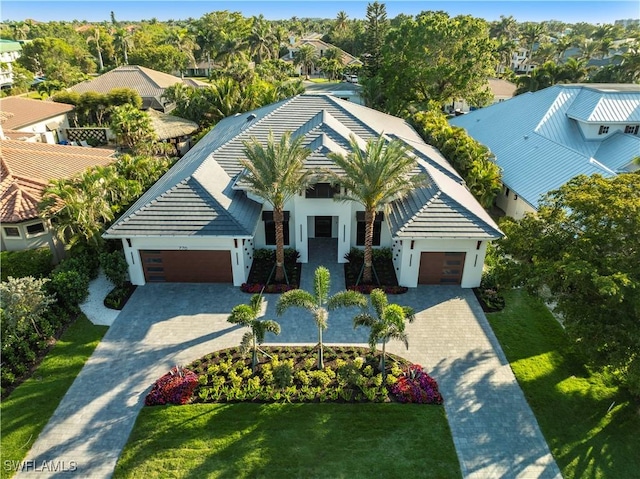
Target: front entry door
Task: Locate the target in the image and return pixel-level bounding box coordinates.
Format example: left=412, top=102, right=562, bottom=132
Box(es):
left=315, top=216, right=332, bottom=237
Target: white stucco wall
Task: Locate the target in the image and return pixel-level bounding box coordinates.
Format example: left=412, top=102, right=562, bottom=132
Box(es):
left=121, top=236, right=251, bottom=286
left=496, top=185, right=537, bottom=220
left=394, top=238, right=488, bottom=288
left=16, top=113, right=71, bottom=143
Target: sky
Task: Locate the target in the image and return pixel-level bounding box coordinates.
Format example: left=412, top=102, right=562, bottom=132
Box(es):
left=1, top=0, right=638, bottom=25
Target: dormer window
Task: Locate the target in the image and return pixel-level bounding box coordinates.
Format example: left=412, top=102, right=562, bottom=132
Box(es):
left=598, top=126, right=609, bottom=135
left=624, top=125, right=639, bottom=135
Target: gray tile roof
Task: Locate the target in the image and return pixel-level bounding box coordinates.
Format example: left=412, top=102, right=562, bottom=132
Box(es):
left=450, top=84, right=640, bottom=208
left=106, top=94, right=501, bottom=240
left=68, top=65, right=198, bottom=111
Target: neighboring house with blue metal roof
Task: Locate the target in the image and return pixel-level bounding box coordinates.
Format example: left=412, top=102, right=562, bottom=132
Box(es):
left=449, top=83, right=640, bottom=219
left=104, top=94, right=502, bottom=288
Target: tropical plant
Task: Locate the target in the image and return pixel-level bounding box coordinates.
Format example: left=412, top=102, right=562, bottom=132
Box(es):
left=227, top=294, right=281, bottom=372
left=353, top=289, right=415, bottom=374
left=240, top=131, right=313, bottom=282
left=248, top=15, right=276, bottom=64
left=276, top=266, right=367, bottom=369
left=293, top=44, right=317, bottom=79
left=109, top=104, right=156, bottom=151
left=327, top=135, right=427, bottom=283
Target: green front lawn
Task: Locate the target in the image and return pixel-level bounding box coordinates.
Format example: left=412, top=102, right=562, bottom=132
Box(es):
left=114, top=402, right=460, bottom=478
left=0, top=315, right=108, bottom=479
left=487, top=290, right=639, bottom=479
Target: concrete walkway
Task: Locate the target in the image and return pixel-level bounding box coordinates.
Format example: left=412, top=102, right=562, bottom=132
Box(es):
left=16, top=261, right=561, bottom=478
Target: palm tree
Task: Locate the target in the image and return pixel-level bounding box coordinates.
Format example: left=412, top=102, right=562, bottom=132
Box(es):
left=165, top=27, right=200, bottom=69
left=562, top=57, right=588, bottom=82
left=293, top=44, right=317, bottom=79
left=240, top=131, right=313, bottom=282
left=353, top=288, right=415, bottom=374
left=335, top=11, right=349, bottom=32
left=491, top=15, right=518, bottom=40
left=466, top=158, right=503, bottom=209
left=276, top=266, right=367, bottom=369
left=227, top=294, right=281, bottom=372
left=216, top=36, right=249, bottom=68
left=112, top=27, right=133, bottom=65
left=249, top=15, right=276, bottom=64
left=327, top=135, right=427, bottom=284
left=578, top=38, right=599, bottom=62
left=86, top=27, right=104, bottom=71
left=109, top=104, right=156, bottom=151
left=520, top=23, right=546, bottom=63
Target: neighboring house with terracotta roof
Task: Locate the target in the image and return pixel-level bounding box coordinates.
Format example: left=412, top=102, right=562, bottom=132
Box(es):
left=450, top=83, right=640, bottom=219
left=0, top=140, right=116, bottom=255
left=104, top=94, right=502, bottom=288
left=67, top=65, right=208, bottom=113
left=282, top=38, right=362, bottom=77
left=0, top=97, right=74, bottom=143
left=0, top=40, right=22, bottom=89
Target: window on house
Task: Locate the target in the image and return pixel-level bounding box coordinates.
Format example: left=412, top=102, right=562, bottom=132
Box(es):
left=356, top=211, right=383, bottom=246
left=3, top=226, right=20, bottom=237
left=26, top=222, right=46, bottom=235
left=305, top=183, right=340, bottom=199
left=624, top=125, right=639, bottom=135
left=598, top=125, right=610, bottom=135
left=263, top=211, right=290, bottom=246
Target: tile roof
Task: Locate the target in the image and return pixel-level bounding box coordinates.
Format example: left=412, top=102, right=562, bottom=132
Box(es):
left=450, top=84, right=640, bottom=208
left=1, top=140, right=116, bottom=222
left=67, top=65, right=203, bottom=111
left=0, top=97, right=74, bottom=130
left=106, top=94, right=501, bottom=240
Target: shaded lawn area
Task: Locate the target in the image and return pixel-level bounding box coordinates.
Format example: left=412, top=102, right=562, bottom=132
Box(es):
left=114, top=403, right=460, bottom=479
left=0, top=315, right=107, bottom=479
left=487, top=289, right=640, bottom=479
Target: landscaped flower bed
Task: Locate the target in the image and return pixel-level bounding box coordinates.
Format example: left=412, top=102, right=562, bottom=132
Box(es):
left=241, top=248, right=301, bottom=294
left=344, top=248, right=408, bottom=294
left=145, top=346, right=444, bottom=405
left=145, top=365, right=199, bottom=406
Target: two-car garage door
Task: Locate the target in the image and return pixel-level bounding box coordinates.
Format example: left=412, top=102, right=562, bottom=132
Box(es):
left=418, top=252, right=466, bottom=285
left=140, top=250, right=233, bottom=283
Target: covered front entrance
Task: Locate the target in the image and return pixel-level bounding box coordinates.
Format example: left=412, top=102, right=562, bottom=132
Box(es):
left=314, top=216, right=333, bottom=237
left=140, top=250, right=233, bottom=283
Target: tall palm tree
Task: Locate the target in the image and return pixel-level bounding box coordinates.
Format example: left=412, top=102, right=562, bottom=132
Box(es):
left=165, top=27, right=200, bottom=68
left=578, top=38, right=599, bottom=62
left=353, top=288, right=415, bottom=374
left=293, top=44, right=317, bottom=79
left=520, top=23, right=546, bottom=63
left=216, top=36, right=249, bottom=68
left=562, top=57, right=588, bottom=82
left=277, top=266, right=367, bottom=369
left=112, top=27, right=133, bottom=65
left=240, top=131, right=313, bottom=282
left=86, top=26, right=104, bottom=71
left=327, top=135, right=428, bottom=284
left=335, top=11, right=349, bottom=32
left=249, top=15, right=276, bottom=64
left=227, top=294, right=281, bottom=372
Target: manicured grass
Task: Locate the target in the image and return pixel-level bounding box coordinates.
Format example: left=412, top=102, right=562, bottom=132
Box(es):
left=114, top=403, right=460, bottom=478
left=487, top=289, right=640, bottom=479
left=0, top=315, right=108, bottom=479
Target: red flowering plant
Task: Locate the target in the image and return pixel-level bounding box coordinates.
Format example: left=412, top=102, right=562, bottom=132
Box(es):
left=389, top=364, right=443, bottom=404
left=145, top=366, right=198, bottom=406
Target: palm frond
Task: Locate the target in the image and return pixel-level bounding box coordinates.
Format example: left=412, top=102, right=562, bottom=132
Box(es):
left=239, top=331, right=253, bottom=354
left=276, top=289, right=316, bottom=315
left=227, top=304, right=256, bottom=326
left=327, top=290, right=367, bottom=310
left=313, top=266, right=331, bottom=305
left=353, top=313, right=375, bottom=329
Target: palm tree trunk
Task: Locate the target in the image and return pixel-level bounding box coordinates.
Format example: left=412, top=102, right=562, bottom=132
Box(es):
left=273, top=208, right=285, bottom=282
left=252, top=335, right=258, bottom=372
left=318, top=326, right=324, bottom=369
left=363, top=209, right=375, bottom=283
left=380, top=340, right=386, bottom=375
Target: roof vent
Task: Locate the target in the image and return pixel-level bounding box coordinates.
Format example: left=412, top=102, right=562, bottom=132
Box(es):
left=523, top=135, right=529, bottom=140
left=246, top=113, right=257, bottom=122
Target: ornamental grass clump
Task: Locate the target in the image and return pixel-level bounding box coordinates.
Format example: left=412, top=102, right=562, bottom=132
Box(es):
left=389, top=364, right=443, bottom=404
left=145, top=366, right=198, bottom=406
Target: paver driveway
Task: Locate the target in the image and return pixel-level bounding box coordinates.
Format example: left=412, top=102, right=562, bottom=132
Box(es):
left=16, top=283, right=560, bottom=479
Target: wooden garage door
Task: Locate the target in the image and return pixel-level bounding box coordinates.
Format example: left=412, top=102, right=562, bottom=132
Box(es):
left=418, top=252, right=466, bottom=285
left=140, top=250, right=233, bottom=283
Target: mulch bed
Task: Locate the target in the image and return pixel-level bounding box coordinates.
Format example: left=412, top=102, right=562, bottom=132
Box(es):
left=345, top=257, right=408, bottom=294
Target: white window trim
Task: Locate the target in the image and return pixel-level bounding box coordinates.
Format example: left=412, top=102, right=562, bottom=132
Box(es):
left=24, top=220, right=47, bottom=238
left=2, top=225, right=22, bottom=239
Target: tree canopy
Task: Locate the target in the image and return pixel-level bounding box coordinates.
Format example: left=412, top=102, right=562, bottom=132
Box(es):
left=496, top=173, right=640, bottom=396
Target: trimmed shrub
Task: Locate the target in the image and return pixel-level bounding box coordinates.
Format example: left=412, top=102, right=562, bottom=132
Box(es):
left=48, top=270, right=89, bottom=309
left=145, top=366, right=198, bottom=406
left=99, top=250, right=128, bottom=287
left=0, top=248, right=53, bottom=281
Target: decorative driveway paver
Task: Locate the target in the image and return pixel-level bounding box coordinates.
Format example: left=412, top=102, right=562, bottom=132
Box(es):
left=16, top=280, right=561, bottom=478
